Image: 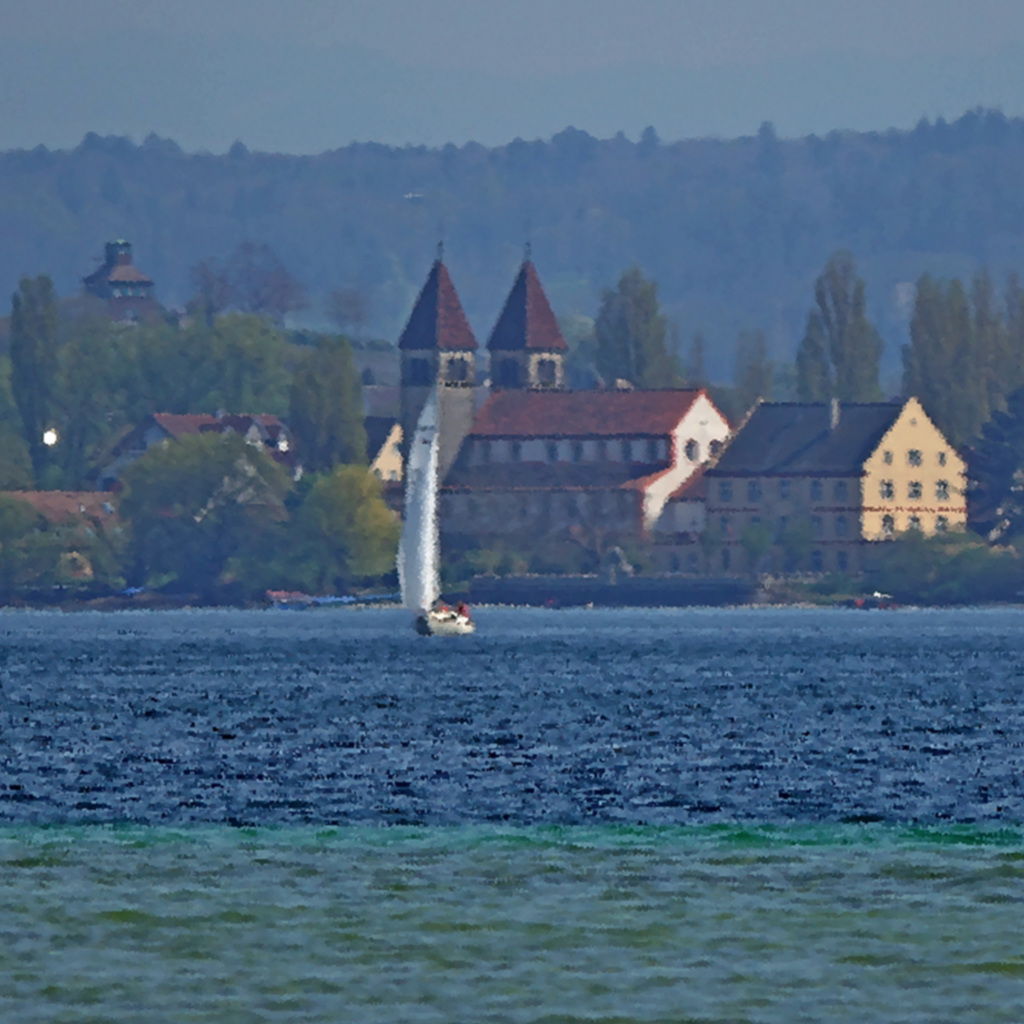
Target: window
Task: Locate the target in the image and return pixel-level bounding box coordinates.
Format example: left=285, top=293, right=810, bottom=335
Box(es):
left=908, top=449, right=922, bottom=466
left=908, top=481, right=922, bottom=500
left=407, top=358, right=431, bottom=386
left=834, top=480, right=848, bottom=501
left=447, top=356, right=470, bottom=383
left=685, top=439, right=700, bottom=462
left=720, top=515, right=731, bottom=535
left=719, top=481, right=733, bottom=501
left=936, top=480, right=949, bottom=500
left=571, top=441, right=584, bottom=463
left=882, top=514, right=895, bottom=538
left=938, top=451, right=947, bottom=466
left=709, top=440, right=723, bottom=457
left=546, top=441, right=559, bottom=462
left=812, top=515, right=824, bottom=538
left=810, top=480, right=823, bottom=501
left=647, top=438, right=660, bottom=462
left=837, top=550, right=849, bottom=572
left=496, top=359, right=521, bottom=388
left=811, top=550, right=823, bottom=572
left=936, top=515, right=949, bottom=533
left=621, top=440, right=633, bottom=462
left=778, top=479, right=791, bottom=500
left=880, top=480, right=894, bottom=500
left=836, top=514, right=848, bottom=537
left=909, top=514, right=922, bottom=531
left=537, top=359, right=557, bottom=387
left=747, top=480, right=762, bottom=501
left=596, top=440, right=608, bottom=461
left=510, top=441, right=522, bottom=462
left=883, top=450, right=893, bottom=465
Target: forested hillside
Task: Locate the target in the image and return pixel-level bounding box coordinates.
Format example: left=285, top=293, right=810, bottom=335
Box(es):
left=4, top=109, right=1024, bottom=380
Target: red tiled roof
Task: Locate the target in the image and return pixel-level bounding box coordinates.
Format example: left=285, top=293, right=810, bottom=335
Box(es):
left=152, top=413, right=220, bottom=439
left=6, top=491, right=119, bottom=524
left=106, top=265, right=154, bottom=284
left=469, top=389, right=705, bottom=438
left=488, top=261, right=567, bottom=352
left=398, top=260, right=478, bottom=351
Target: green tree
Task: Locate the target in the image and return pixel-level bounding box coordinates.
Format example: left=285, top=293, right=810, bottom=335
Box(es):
left=0, top=357, right=34, bottom=489
left=733, top=329, right=773, bottom=414
left=287, top=466, right=399, bottom=592
left=289, top=335, right=366, bottom=471
left=796, top=251, right=883, bottom=402
left=970, top=384, right=1024, bottom=541
left=120, top=432, right=291, bottom=597
left=9, top=275, right=59, bottom=480
left=903, top=275, right=987, bottom=446
left=594, top=266, right=681, bottom=388
left=686, top=331, right=708, bottom=388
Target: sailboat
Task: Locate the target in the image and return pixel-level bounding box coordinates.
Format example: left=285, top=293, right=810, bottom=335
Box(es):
left=398, top=389, right=475, bottom=636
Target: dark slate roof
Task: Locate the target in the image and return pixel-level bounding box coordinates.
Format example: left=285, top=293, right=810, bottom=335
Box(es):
left=487, top=261, right=568, bottom=352
left=444, top=462, right=660, bottom=490
left=364, top=415, right=398, bottom=461
left=397, top=260, right=478, bottom=352
left=469, top=389, right=705, bottom=438
left=707, top=402, right=902, bottom=477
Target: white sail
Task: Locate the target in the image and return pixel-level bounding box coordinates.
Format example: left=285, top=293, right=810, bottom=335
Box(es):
left=398, top=389, right=440, bottom=613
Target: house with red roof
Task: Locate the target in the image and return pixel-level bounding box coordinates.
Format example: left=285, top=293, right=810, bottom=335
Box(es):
left=95, top=412, right=294, bottom=491
left=396, top=252, right=731, bottom=552
left=83, top=240, right=161, bottom=322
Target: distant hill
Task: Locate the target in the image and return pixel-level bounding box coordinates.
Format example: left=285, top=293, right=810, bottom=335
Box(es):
left=3, top=109, right=1024, bottom=381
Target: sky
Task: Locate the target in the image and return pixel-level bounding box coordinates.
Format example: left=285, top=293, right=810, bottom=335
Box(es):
left=3, top=0, right=1024, bottom=152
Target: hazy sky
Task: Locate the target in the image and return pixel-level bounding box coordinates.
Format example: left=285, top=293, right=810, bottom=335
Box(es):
left=4, top=0, right=1024, bottom=152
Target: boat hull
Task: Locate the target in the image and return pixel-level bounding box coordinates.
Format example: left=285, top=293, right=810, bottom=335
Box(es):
left=414, top=611, right=475, bottom=636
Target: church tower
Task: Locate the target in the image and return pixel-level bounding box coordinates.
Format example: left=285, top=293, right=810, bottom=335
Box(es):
left=487, top=256, right=568, bottom=390
left=398, top=253, right=478, bottom=483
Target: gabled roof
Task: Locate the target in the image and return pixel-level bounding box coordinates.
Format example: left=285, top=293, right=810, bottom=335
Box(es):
left=487, top=261, right=567, bottom=352
left=707, top=402, right=903, bottom=477
left=469, top=389, right=706, bottom=438
left=365, top=415, right=399, bottom=461
left=398, top=260, right=478, bottom=352
left=6, top=491, right=119, bottom=525
left=152, top=413, right=219, bottom=439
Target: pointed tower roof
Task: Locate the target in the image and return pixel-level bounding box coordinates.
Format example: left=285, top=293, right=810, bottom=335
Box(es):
left=487, top=261, right=568, bottom=352
left=398, top=260, right=477, bottom=351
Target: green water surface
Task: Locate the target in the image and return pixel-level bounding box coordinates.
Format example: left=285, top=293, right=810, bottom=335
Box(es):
left=1, top=824, right=1022, bottom=1023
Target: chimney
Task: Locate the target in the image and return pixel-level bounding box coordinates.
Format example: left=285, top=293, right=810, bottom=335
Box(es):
left=829, top=397, right=840, bottom=430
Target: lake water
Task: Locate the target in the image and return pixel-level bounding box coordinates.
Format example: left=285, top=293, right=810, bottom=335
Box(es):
left=1, top=607, right=1023, bottom=1021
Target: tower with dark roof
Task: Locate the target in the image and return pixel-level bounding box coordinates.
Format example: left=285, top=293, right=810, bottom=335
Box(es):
left=82, top=240, right=160, bottom=322
left=398, top=255, right=479, bottom=481
left=487, top=258, right=568, bottom=390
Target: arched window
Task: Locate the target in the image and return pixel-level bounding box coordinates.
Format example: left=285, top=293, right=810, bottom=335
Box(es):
left=685, top=439, right=699, bottom=462
left=536, top=359, right=557, bottom=387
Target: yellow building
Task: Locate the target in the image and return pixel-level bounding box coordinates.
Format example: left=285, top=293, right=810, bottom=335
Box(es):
left=705, top=398, right=966, bottom=574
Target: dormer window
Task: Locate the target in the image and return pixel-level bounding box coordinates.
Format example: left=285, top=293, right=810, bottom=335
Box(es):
left=545, top=441, right=559, bottom=463
left=646, top=438, right=659, bottom=461
left=510, top=441, right=522, bottom=462
left=571, top=441, right=584, bottom=463
left=621, top=440, right=633, bottom=462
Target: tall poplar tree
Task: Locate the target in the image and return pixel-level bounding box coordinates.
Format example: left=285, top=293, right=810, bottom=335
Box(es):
left=734, top=329, right=773, bottom=413
left=288, top=336, right=366, bottom=472
left=9, top=275, right=59, bottom=480
left=594, top=266, right=681, bottom=388
left=795, top=251, right=883, bottom=402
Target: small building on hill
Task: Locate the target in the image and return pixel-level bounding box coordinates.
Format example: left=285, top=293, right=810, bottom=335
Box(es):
left=83, top=240, right=161, bottom=322
left=705, top=397, right=966, bottom=574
